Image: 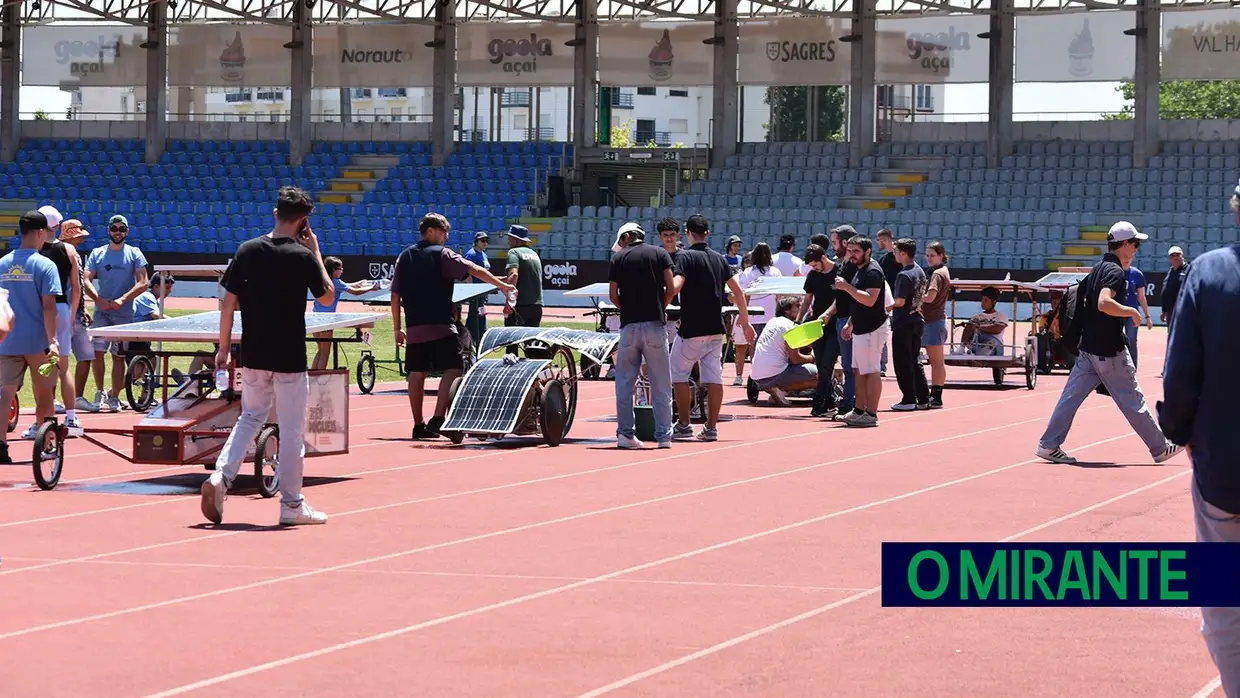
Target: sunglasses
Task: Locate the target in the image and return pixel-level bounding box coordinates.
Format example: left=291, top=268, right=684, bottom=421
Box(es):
left=109, top=225, right=128, bottom=232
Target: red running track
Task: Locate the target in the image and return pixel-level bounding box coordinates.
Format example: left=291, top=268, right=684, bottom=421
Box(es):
left=0, top=328, right=1223, bottom=697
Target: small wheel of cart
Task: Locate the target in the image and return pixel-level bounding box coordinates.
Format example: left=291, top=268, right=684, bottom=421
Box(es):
left=254, top=424, right=280, bottom=499
left=442, top=376, right=466, bottom=445
left=1024, top=338, right=1038, bottom=390
left=539, top=379, right=568, bottom=447
left=32, top=419, right=65, bottom=491
left=992, top=367, right=1005, bottom=385
left=125, top=354, right=158, bottom=412
left=746, top=377, right=760, bottom=405
left=8, top=393, right=18, bottom=433
left=356, top=352, right=376, bottom=394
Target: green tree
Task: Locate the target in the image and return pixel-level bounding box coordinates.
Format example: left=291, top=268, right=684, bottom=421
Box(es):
left=33, top=110, right=48, bottom=120
left=764, top=86, right=847, bottom=142
left=1104, top=80, right=1240, bottom=120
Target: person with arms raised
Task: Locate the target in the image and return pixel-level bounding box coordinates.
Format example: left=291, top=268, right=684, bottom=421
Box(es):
left=199, top=187, right=336, bottom=526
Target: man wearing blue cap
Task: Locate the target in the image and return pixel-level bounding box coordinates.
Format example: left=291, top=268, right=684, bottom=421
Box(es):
left=503, top=225, right=543, bottom=330
left=84, top=213, right=148, bottom=412
left=1158, top=180, right=1240, bottom=694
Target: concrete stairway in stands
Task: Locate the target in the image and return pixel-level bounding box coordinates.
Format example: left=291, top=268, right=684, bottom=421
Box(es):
left=318, top=155, right=400, bottom=205
left=838, top=154, right=940, bottom=211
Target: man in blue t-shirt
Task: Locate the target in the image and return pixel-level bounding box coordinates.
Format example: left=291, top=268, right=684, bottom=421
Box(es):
left=0, top=211, right=62, bottom=461
left=84, top=214, right=148, bottom=412
left=461, top=232, right=491, bottom=350
left=1124, top=264, right=1153, bottom=368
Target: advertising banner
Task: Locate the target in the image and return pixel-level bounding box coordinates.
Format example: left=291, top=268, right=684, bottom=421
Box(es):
left=1015, top=11, right=1135, bottom=82
left=875, top=15, right=989, bottom=84
left=1161, top=8, right=1240, bottom=80
left=597, top=21, right=714, bottom=87
left=21, top=25, right=148, bottom=87
left=167, top=23, right=292, bottom=87
left=455, top=22, right=575, bottom=87
left=737, top=17, right=851, bottom=86
left=313, top=23, right=436, bottom=88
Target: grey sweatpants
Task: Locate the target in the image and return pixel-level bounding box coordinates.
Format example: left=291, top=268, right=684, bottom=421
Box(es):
left=1194, top=477, right=1240, bottom=697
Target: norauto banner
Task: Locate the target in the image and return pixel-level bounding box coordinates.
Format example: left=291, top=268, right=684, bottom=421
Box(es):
left=313, top=23, right=436, bottom=88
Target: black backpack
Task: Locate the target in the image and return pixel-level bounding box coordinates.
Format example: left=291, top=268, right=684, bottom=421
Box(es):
left=1058, top=281, right=1085, bottom=354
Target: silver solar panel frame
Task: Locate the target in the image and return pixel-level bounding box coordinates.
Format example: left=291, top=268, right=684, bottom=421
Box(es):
left=562, top=282, right=611, bottom=298
left=478, top=326, right=545, bottom=356
left=86, top=311, right=385, bottom=343
left=357, top=282, right=498, bottom=306
left=478, top=326, right=620, bottom=366
left=441, top=357, right=550, bottom=434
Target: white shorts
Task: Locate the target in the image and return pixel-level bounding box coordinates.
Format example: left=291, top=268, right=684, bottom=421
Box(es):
left=852, top=320, right=890, bottom=375
left=670, top=334, right=725, bottom=384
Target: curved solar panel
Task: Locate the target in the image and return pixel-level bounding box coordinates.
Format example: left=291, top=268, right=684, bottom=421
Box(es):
left=479, top=326, right=620, bottom=366
left=441, top=357, right=551, bottom=434
left=87, top=311, right=385, bottom=343
left=743, top=276, right=810, bottom=297
left=479, top=326, right=546, bottom=356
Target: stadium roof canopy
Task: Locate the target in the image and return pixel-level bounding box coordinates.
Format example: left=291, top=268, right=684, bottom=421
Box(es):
left=15, top=0, right=1237, bottom=25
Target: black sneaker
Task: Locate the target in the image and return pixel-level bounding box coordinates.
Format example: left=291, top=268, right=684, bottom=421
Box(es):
left=411, top=423, right=434, bottom=440
left=928, top=397, right=944, bottom=409
left=426, top=415, right=445, bottom=436
left=0, top=442, right=10, bottom=465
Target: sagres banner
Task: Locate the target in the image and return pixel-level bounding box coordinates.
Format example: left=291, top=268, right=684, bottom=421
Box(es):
left=313, top=24, right=436, bottom=87
left=597, top=21, right=714, bottom=87
left=1015, top=11, right=1135, bottom=82
left=875, top=15, right=988, bottom=84
left=22, top=25, right=148, bottom=87
left=1162, top=8, right=1240, bottom=80
left=456, top=22, right=575, bottom=87
left=167, top=23, right=291, bottom=87
left=737, top=17, right=851, bottom=86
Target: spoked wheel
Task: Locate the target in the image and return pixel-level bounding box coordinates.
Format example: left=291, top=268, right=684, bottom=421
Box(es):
left=8, top=393, right=18, bottom=433
left=125, top=354, right=157, bottom=412
left=441, top=376, right=466, bottom=445
left=356, top=353, right=376, bottom=394
left=535, top=345, right=578, bottom=439
left=31, top=420, right=65, bottom=491
left=254, top=425, right=280, bottom=499
left=539, top=379, right=567, bottom=447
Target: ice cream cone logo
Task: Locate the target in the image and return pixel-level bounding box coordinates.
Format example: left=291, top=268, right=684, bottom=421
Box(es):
left=1067, top=19, right=1094, bottom=78
left=648, top=29, right=674, bottom=82
left=220, top=31, right=247, bottom=83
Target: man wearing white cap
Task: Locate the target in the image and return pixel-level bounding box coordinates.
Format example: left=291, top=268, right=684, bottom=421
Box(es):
left=1035, top=221, right=1181, bottom=465
left=1161, top=245, right=1189, bottom=331
left=36, top=206, right=85, bottom=436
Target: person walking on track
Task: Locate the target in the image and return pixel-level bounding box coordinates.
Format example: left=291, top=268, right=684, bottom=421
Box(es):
left=1035, top=221, right=1181, bottom=466
left=200, top=186, right=336, bottom=526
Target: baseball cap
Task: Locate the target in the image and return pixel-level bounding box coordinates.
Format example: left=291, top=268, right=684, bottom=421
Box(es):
left=18, top=210, right=48, bottom=234
left=37, top=205, right=63, bottom=230
left=1106, top=221, right=1148, bottom=243
left=613, top=222, right=645, bottom=253
left=108, top=214, right=129, bottom=228
left=1168, top=245, right=1184, bottom=256
left=726, top=235, right=741, bottom=246
left=473, top=231, right=488, bottom=242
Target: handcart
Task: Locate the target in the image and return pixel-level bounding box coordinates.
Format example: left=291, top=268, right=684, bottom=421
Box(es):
left=23, top=310, right=383, bottom=495
left=945, top=279, right=1041, bottom=390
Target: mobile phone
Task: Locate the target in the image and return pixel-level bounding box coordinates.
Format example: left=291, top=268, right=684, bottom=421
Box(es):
left=298, top=219, right=310, bottom=240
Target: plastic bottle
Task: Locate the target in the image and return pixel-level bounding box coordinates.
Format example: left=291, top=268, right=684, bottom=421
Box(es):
left=215, top=369, right=230, bottom=392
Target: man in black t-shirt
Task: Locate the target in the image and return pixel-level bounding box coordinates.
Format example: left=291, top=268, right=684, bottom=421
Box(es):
left=668, top=215, right=755, bottom=442
left=835, top=235, right=889, bottom=427
left=889, top=238, right=929, bottom=411
left=200, top=186, right=335, bottom=527
left=1036, top=221, right=1179, bottom=465
left=657, top=217, right=684, bottom=346
left=801, top=240, right=839, bottom=418
left=824, top=225, right=859, bottom=417
left=608, top=223, right=677, bottom=449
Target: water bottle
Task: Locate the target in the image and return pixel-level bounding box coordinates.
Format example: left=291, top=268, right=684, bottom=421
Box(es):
left=215, top=369, right=230, bottom=392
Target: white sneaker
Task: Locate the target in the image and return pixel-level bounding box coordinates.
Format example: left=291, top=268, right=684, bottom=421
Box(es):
left=1154, top=443, right=1183, bottom=464
left=54, top=401, right=65, bottom=414
left=618, top=434, right=644, bottom=449
left=106, top=393, right=122, bottom=412
left=76, top=396, right=99, bottom=413
left=93, top=390, right=107, bottom=411
left=891, top=402, right=917, bottom=412
left=1036, top=446, right=1077, bottom=464
left=732, top=375, right=743, bottom=386
left=199, top=470, right=229, bottom=524
left=20, top=424, right=38, bottom=440
left=280, top=501, right=328, bottom=526
left=63, top=417, right=83, bottom=437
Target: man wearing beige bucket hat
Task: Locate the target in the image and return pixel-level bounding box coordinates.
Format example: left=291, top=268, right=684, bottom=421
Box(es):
left=47, top=216, right=92, bottom=432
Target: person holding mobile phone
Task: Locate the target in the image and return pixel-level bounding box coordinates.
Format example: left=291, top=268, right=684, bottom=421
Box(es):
left=199, top=186, right=335, bottom=527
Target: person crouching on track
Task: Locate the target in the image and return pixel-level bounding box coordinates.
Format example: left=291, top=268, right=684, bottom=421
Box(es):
left=750, top=296, right=818, bottom=407
left=200, top=186, right=336, bottom=527
left=668, top=215, right=754, bottom=442
left=390, top=213, right=513, bottom=440
left=0, top=211, right=62, bottom=462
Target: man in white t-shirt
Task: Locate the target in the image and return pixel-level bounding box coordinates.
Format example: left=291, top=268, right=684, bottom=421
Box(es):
left=750, top=296, right=818, bottom=406
left=772, top=234, right=807, bottom=277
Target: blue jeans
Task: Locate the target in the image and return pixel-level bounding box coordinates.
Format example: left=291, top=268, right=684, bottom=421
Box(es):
left=835, top=316, right=855, bottom=410
left=1037, top=348, right=1165, bottom=458
left=1124, top=317, right=1139, bottom=368
left=614, top=321, right=673, bottom=442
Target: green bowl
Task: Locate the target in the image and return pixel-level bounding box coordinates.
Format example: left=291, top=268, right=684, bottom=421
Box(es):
left=784, top=320, right=824, bottom=349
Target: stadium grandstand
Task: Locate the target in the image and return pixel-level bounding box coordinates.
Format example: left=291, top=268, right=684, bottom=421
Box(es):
left=0, top=0, right=1236, bottom=310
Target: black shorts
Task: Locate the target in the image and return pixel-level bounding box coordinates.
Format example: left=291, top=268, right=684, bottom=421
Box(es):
left=405, top=335, right=464, bottom=374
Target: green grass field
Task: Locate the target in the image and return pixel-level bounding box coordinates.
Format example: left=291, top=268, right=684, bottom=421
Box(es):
left=15, top=309, right=596, bottom=417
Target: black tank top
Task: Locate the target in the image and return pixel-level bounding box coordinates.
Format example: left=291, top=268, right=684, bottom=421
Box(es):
left=40, top=240, right=72, bottom=305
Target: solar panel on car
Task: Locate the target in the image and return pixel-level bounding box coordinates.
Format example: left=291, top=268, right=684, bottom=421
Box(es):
left=440, top=357, right=550, bottom=434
